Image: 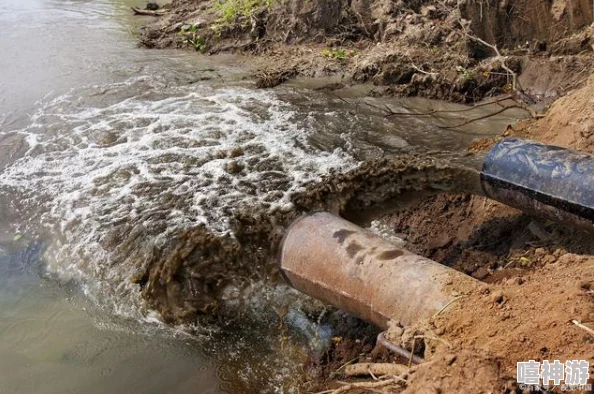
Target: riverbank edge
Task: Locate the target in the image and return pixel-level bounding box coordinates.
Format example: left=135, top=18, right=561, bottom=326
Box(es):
left=135, top=1, right=594, bottom=392
left=139, top=0, right=594, bottom=105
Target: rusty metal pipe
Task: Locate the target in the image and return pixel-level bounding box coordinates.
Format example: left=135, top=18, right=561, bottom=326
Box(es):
left=278, top=212, right=478, bottom=330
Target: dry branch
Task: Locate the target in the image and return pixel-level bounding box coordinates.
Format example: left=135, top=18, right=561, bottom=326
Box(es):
left=344, top=363, right=408, bottom=377
left=383, top=95, right=514, bottom=118
left=437, top=105, right=522, bottom=129
left=131, top=7, right=168, bottom=16
left=572, top=319, right=594, bottom=337
left=315, top=375, right=407, bottom=394
left=459, top=19, right=518, bottom=91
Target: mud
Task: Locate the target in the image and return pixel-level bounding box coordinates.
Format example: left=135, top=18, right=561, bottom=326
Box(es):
left=139, top=0, right=594, bottom=102
left=135, top=155, right=480, bottom=324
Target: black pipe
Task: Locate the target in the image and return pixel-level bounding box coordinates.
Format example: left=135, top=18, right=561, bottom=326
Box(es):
left=481, top=138, right=594, bottom=231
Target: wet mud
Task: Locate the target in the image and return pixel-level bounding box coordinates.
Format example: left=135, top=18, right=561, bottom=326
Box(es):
left=134, top=155, right=482, bottom=324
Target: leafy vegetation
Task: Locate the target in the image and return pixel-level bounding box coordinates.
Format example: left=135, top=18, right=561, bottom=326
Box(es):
left=321, top=48, right=357, bottom=60
left=456, top=66, right=475, bottom=82
left=212, top=0, right=275, bottom=25
left=179, top=24, right=206, bottom=52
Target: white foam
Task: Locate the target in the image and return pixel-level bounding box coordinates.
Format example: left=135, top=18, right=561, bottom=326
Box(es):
left=0, top=78, right=357, bottom=317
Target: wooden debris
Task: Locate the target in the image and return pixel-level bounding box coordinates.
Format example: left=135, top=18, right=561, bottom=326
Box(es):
left=572, top=320, right=594, bottom=337
left=344, top=363, right=408, bottom=377
left=131, top=7, right=168, bottom=16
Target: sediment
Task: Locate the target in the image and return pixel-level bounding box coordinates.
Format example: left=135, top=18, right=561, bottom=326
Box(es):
left=137, top=155, right=479, bottom=324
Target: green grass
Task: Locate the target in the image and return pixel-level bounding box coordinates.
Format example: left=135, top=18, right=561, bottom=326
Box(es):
left=179, top=24, right=207, bottom=52
left=212, top=0, right=275, bottom=25
left=321, top=48, right=357, bottom=60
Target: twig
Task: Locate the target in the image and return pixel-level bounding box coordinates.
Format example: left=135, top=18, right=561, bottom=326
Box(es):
left=460, top=21, right=518, bottom=91
left=411, top=63, right=438, bottom=77
left=336, top=357, right=360, bottom=373
left=436, top=105, right=522, bottom=129
left=408, top=337, right=416, bottom=368
left=572, top=320, right=594, bottom=337
left=315, top=377, right=401, bottom=394
left=377, top=332, right=424, bottom=364
left=433, top=295, right=464, bottom=318
left=383, top=95, right=514, bottom=118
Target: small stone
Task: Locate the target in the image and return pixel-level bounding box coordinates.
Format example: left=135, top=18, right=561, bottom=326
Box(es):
left=444, top=354, right=457, bottom=365
left=279, top=203, right=294, bottom=213
left=389, top=326, right=404, bottom=339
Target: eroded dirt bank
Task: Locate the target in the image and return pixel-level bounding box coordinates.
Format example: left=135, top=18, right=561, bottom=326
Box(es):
left=141, top=0, right=593, bottom=102
left=310, top=77, right=594, bottom=393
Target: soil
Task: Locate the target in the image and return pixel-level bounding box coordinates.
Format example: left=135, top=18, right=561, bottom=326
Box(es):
left=139, top=0, right=594, bottom=103
left=133, top=1, right=594, bottom=392
left=307, top=77, right=594, bottom=393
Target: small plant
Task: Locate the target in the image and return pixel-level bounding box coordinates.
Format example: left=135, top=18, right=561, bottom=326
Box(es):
left=179, top=24, right=207, bottom=52
left=321, top=48, right=357, bottom=60
left=186, top=35, right=206, bottom=52
left=212, top=0, right=275, bottom=26
left=456, top=66, right=475, bottom=82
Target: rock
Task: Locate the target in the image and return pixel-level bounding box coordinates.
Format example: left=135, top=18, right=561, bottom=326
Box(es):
left=490, top=291, right=505, bottom=304
left=472, top=266, right=490, bottom=280
left=146, top=1, right=159, bottom=11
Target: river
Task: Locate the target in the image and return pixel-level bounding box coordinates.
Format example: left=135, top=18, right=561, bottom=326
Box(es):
left=0, top=0, right=525, bottom=392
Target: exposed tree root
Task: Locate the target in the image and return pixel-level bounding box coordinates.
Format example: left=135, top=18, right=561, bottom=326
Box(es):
left=315, top=375, right=407, bottom=394
left=344, top=363, right=408, bottom=377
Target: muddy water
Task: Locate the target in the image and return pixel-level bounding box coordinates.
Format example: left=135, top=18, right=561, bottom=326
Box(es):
left=0, top=0, right=526, bottom=392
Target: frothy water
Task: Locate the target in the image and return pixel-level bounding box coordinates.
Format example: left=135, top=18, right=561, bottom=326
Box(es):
left=1, top=76, right=357, bottom=316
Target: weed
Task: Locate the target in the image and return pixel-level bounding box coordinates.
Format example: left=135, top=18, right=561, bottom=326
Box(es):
left=186, top=35, right=206, bottom=52
left=321, top=48, right=357, bottom=60
left=212, top=0, right=275, bottom=26
left=179, top=24, right=207, bottom=52
left=456, top=66, right=475, bottom=82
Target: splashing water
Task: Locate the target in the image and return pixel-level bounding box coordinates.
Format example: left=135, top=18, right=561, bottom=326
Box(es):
left=0, top=76, right=359, bottom=319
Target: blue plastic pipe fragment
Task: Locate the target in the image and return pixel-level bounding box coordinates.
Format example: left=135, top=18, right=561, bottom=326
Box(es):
left=481, top=138, right=594, bottom=230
